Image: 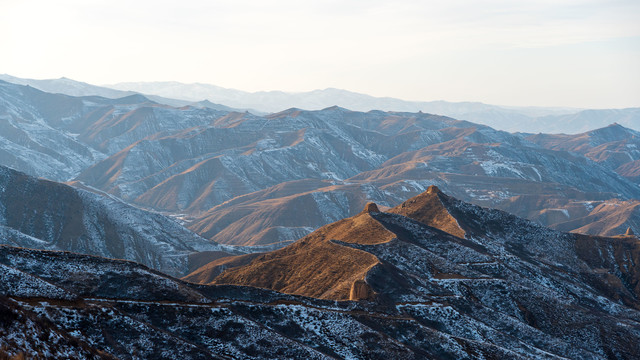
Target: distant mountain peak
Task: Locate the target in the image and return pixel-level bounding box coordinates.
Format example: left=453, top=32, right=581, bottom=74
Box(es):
left=266, top=107, right=304, bottom=118
left=322, top=105, right=349, bottom=112
left=587, top=121, right=638, bottom=141
left=116, top=93, right=153, bottom=104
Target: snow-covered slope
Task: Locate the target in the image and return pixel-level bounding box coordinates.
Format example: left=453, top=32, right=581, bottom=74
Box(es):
left=78, top=108, right=640, bottom=216
left=0, top=80, right=234, bottom=180
left=0, top=80, right=107, bottom=180
left=3, top=213, right=640, bottom=360
left=0, top=165, right=236, bottom=276
left=528, top=123, right=640, bottom=180
left=0, top=244, right=559, bottom=359
left=73, top=106, right=640, bottom=245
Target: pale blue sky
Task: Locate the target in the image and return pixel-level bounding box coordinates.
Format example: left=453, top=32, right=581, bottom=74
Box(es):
left=1, top=0, right=639, bottom=108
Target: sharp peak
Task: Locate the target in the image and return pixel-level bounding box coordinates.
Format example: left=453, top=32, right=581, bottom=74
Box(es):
left=591, top=122, right=631, bottom=133
left=602, top=122, right=629, bottom=131
left=401, top=185, right=447, bottom=203
left=264, top=107, right=304, bottom=119
left=275, top=107, right=304, bottom=114
left=115, top=93, right=153, bottom=104
left=320, top=105, right=350, bottom=112
left=390, top=185, right=466, bottom=239
left=585, top=122, right=639, bottom=138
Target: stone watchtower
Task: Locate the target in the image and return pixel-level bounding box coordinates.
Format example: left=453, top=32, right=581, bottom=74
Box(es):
left=624, top=227, right=636, bottom=237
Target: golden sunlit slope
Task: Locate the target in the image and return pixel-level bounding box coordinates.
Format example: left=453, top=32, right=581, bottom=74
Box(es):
left=189, top=203, right=395, bottom=300
left=184, top=187, right=471, bottom=300
left=388, top=185, right=466, bottom=238
left=184, top=184, right=640, bottom=324
left=183, top=252, right=264, bottom=285
left=552, top=199, right=640, bottom=236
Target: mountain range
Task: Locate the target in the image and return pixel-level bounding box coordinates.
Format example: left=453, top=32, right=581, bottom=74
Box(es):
left=1, top=78, right=639, bottom=250
left=0, top=74, right=248, bottom=113
left=2, top=74, right=639, bottom=134
left=1, top=73, right=640, bottom=358
left=2, top=188, right=639, bottom=359
left=104, top=81, right=640, bottom=134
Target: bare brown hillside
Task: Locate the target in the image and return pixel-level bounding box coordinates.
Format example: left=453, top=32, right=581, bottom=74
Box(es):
left=552, top=200, right=640, bottom=236
left=388, top=185, right=465, bottom=238
left=195, top=204, right=395, bottom=299
left=186, top=187, right=640, bottom=313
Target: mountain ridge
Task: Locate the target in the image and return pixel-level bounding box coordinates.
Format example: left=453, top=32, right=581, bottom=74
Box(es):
left=178, top=187, right=640, bottom=358
left=6, top=74, right=640, bottom=133
left=190, top=187, right=640, bottom=307
left=106, top=80, right=639, bottom=133
left=4, top=184, right=640, bottom=357
left=1, top=77, right=640, bottom=358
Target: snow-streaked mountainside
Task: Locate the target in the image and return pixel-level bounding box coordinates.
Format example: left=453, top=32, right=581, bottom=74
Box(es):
left=3, top=188, right=640, bottom=359
left=0, top=165, right=240, bottom=276
left=0, top=79, right=233, bottom=180
left=2, top=75, right=640, bottom=358
left=75, top=106, right=640, bottom=245
left=106, top=80, right=640, bottom=133
left=0, top=80, right=106, bottom=181
left=1, top=78, right=639, bottom=247
left=527, top=123, right=640, bottom=179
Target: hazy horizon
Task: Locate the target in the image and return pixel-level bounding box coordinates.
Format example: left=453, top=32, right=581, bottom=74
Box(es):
left=2, top=0, right=639, bottom=109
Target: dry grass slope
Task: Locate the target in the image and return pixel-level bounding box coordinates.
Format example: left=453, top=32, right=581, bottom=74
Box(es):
left=205, top=207, right=395, bottom=300
left=388, top=185, right=466, bottom=238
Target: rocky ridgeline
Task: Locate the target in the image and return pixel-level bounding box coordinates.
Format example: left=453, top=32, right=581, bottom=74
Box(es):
left=183, top=188, right=640, bottom=359
left=3, top=188, right=640, bottom=358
